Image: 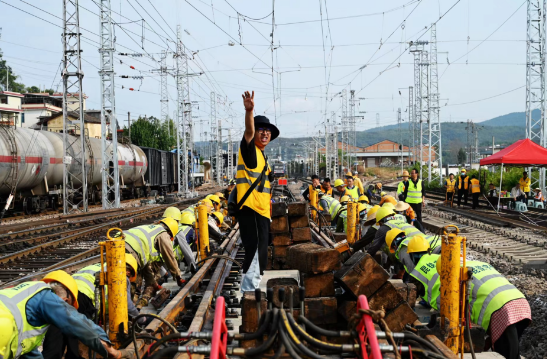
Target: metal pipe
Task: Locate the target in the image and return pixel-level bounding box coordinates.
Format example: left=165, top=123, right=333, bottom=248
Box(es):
left=197, top=203, right=209, bottom=261
left=440, top=226, right=461, bottom=353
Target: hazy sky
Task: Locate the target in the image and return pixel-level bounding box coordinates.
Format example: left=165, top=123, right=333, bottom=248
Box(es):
left=0, top=0, right=528, bottom=139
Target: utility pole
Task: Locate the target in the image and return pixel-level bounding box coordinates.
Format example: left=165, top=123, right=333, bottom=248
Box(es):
left=429, top=23, right=442, bottom=184
left=526, top=0, right=546, bottom=192
left=210, top=92, right=218, bottom=182
left=409, top=41, right=427, bottom=173
left=217, top=120, right=223, bottom=183
left=349, top=90, right=356, bottom=171
left=466, top=120, right=473, bottom=165
left=99, top=0, right=119, bottom=209
left=408, top=86, right=414, bottom=162
left=341, top=89, right=348, bottom=171
left=376, top=113, right=380, bottom=128
left=398, top=108, right=403, bottom=173
left=420, top=50, right=430, bottom=181
left=175, top=25, right=190, bottom=196
left=227, top=128, right=233, bottom=179
left=62, top=0, right=88, bottom=214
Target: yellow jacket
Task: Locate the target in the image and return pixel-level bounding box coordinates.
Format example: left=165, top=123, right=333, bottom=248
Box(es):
left=519, top=177, right=531, bottom=193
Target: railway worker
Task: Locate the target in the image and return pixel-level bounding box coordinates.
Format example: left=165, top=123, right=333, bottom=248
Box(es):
left=403, top=169, right=425, bottom=225
left=334, top=179, right=349, bottom=201
left=358, top=194, right=370, bottom=205
left=366, top=205, right=428, bottom=259
left=0, top=270, right=126, bottom=359
left=124, top=217, right=185, bottom=308
left=487, top=183, right=498, bottom=207
left=394, top=200, right=424, bottom=231
left=42, top=255, right=142, bottom=359
left=470, top=174, right=481, bottom=209
left=170, top=211, right=197, bottom=272
left=379, top=194, right=397, bottom=206
left=366, top=184, right=376, bottom=203
left=352, top=205, right=380, bottom=252
left=223, top=179, right=236, bottom=200
left=397, top=171, right=410, bottom=201
left=207, top=210, right=225, bottom=240
left=206, top=194, right=222, bottom=212
left=237, top=90, right=278, bottom=292
left=407, top=241, right=531, bottom=359
left=345, top=171, right=365, bottom=195
left=302, top=174, right=321, bottom=202
left=321, top=177, right=333, bottom=196
left=457, top=168, right=469, bottom=207
left=519, top=171, right=531, bottom=197
left=317, top=191, right=342, bottom=226
left=345, top=173, right=362, bottom=200
left=444, top=173, right=456, bottom=206
left=385, top=229, right=440, bottom=273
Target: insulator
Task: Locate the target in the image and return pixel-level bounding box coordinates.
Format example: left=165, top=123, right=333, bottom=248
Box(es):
left=130, top=66, right=135, bottom=70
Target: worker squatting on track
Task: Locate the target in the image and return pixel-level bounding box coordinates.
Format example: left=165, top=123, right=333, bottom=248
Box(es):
left=236, top=90, right=279, bottom=292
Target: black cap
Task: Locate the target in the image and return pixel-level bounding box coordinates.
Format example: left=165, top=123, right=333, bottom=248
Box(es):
left=254, top=115, right=280, bottom=141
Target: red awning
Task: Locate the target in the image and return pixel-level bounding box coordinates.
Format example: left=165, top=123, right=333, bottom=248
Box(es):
left=480, top=138, right=547, bottom=166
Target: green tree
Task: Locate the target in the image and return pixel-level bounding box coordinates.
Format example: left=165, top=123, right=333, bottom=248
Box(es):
left=0, top=56, right=25, bottom=93
left=457, top=148, right=466, bottom=165
left=25, top=86, right=41, bottom=93
left=129, top=116, right=176, bottom=151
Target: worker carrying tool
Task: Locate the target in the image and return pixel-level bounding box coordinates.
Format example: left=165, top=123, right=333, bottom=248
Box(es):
left=406, top=238, right=531, bottom=359
left=162, top=207, right=197, bottom=272
left=320, top=177, right=333, bottom=196
left=124, top=217, right=184, bottom=308
left=333, top=179, right=349, bottom=201
left=352, top=205, right=380, bottom=252
left=236, top=90, right=278, bottom=292
left=470, top=174, right=481, bottom=209
left=403, top=169, right=425, bottom=225
left=397, top=170, right=410, bottom=200
left=42, top=255, right=142, bottom=359
left=444, top=173, right=456, bottom=206
left=457, top=168, right=469, bottom=207
left=0, top=270, right=127, bottom=359
left=302, top=174, right=321, bottom=201
left=344, top=172, right=362, bottom=200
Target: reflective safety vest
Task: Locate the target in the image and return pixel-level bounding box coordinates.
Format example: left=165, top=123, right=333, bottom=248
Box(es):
left=346, top=186, right=360, bottom=200
left=411, top=255, right=525, bottom=331
left=406, top=180, right=423, bottom=204
left=395, top=234, right=439, bottom=261
left=519, top=177, right=531, bottom=193
left=0, top=282, right=51, bottom=359
left=73, top=263, right=102, bottom=304
left=470, top=179, right=481, bottom=194
left=445, top=178, right=456, bottom=193
left=182, top=206, right=195, bottom=215
left=458, top=176, right=469, bottom=190
left=385, top=218, right=423, bottom=240
left=339, top=210, right=348, bottom=232
left=174, top=225, right=193, bottom=261
left=124, top=224, right=166, bottom=266
left=394, top=214, right=407, bottom=222
left=321, top=187, right=333, bottom=196
left=322, top=196, right=342, bottom=219
left=397, top=182, right=406, bottom=195
left=236, top=146, right=272, bottom=218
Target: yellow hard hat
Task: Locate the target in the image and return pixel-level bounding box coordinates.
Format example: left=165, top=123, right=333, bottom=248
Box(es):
left=334, top=179, right=346, bottom=188
left=382, top=202, right=395, bottom=211
left=212, top=211, right=224, bottom=225
left=358, top=203, right=367, bottom=214
left=125, top=253, right=138, bottom=283
left=376, top=183, right=382, bottom=188
left=365, top=205, right=380, bottom=225
left=345, top=171, right=353, bottom=178
left=358, top=195, right=369, bottom=203
left=160, top=217, right=180, bottom=238
left=461, top=169, right=467, bottom=173
left=375, top=206, right=395, bottom=224
left=407, top=235, right=430, bottom=254
left=162, top=207, right=182, bottom=222
left=401, top=170, right=410, bottom=178
left=340, top=195, right=350, bottom=204
left=42, top=270, right=80, bottom=309
left=201, top=199, right=214, bottom=212
left=206, top=194, right=220, bottom=205
left=386, top=228, right=405, bottom=251
left=380, top=191, right=387, bottom=197
left=180, top=212, right=196, bottom=226
left=383, top=196, right=397, bottom=205
left=215, top=192, right=226, bottom=200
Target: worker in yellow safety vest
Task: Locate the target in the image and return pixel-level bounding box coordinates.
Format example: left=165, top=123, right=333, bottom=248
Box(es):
left=397, top=170, right=410, bottom=200
left=407, top=238, right=531, bottom=359
left=0, top=270, right=127, bottom=359
left=344, top=173, right=362, bottom=200
left=470, top=174, right=481, bottom=209
left=403, top=169, right=425, bottom=224
left=519, top=171, right=531, bottom=196
left=457, top=168, right=469, bottom=207
left=334, top=179, right=349, bottom=201
left=321, top=178, right=333, bottom=196
left=345, top=171, right=365, bottom=194
left=444, top=173, right=456, bottom=206
left=303, top=174, right=321, bottom=202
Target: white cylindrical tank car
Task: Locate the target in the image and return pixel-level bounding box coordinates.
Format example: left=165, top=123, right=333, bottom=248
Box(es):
left=0, top=128, right=148, bottom=214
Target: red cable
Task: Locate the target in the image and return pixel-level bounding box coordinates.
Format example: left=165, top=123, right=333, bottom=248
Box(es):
left=186, top=346, right=193, bottom=359
left=409, top=345, right=413, bottom=359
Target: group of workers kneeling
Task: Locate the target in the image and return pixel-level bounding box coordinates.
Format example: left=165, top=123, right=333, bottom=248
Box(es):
left=314, top=188, right=530, bottom=359
left=0, top=192, right=234, bottom=359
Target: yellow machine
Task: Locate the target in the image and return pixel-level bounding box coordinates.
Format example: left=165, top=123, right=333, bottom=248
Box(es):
left=98, top=228, right=129, bottom=349
left=196, top=202, right=210, bottom=261
left=439, top=225, right=470, bottom=356
left=309, top=187, right=318, bottom=222
left=346, top=200, right=358, bottom=245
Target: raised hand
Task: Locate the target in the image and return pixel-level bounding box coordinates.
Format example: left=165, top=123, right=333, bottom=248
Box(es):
left=242, top=91, right=255, bottom=112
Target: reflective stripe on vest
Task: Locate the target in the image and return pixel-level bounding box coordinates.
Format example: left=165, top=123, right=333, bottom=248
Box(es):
left=471, top=179, right=481, bottom=193
left=0, top=282, right=51, bottom=358
left=322, top=196, right=342, bottom=218
left=339, top=210, right=348, bottom=232
left=124, top=225, right=165, bottom=266
left=406, top=180, right=423, bottom=203
left=235, top=147, right=272, bottom=218
left=445, top=179, right=456, bottom=192
left=458, top=176, right=469, bottom=190
left=409, top=254, right=441, bottom=310
left=346, top=186, right=360, bottom=200
left=72, top=263, right=102, bottom=303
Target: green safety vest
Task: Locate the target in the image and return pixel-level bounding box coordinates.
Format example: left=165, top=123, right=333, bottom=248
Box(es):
left=182, top=206, right=195, bottom=215
left=385, top=218, right=423, bottom=240
left=410, top=254, right=525, bottom=331
left=406, top=180, right=423, bottom=204
left=346, top=186, right=360, bottom=200
left=0, top=282, right=51, bottom=359
left=394, top=214, right=407, bottom=222
left=339, top=210, right=348, bottom=232
left=174, top=225, right=193, bottom=261
left=124, top=224, right=165, bottom=266
left=322, top=196, right=342, bottom=219
left=72, top=263, right=102, bottom=305
left=397, top=181, right=405, bottom=195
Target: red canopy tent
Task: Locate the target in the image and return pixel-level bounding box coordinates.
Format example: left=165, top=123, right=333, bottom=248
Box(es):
left=480, top=138, right=547, bottom=210
left=480, top=138, right=547, bottom=166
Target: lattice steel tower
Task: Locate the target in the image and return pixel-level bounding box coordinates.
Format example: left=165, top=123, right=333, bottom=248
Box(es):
left=526, top=0, right=546, bottom=191
left=62, top=0, right=88, bottom=214
left=419, top=50, right=430, bottom=180
left=340, top=89, right=349, bottom=171
left=99, top=0, right=119, bottom=209
left=429, top=23, right=442, bottom=184
left=409, top=41, right=427, bottom=167
left=408, top=86, right=414, bottom=162
left=218, top=120, right=223, bottom=182
left=349, top=90, right=356, bottom=170
left=175, top=25, right=190, bottom=196
left=210, top=92, right=218, bottom=182
left=227, top=129, right=233, bottom=179
left=159, top=51, right=170, bottom=126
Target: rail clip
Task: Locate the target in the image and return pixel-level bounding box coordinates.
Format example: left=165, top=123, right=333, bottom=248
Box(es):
left=210, top=296, right=228, bottom=359
left=356, top=295, right=382, bottom=359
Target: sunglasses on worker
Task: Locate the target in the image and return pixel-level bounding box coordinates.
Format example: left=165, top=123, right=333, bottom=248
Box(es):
left=256, top=127, right=271, bottom=134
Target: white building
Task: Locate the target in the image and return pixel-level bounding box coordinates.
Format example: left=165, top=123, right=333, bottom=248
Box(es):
left=0, top=91, right=24, bottom=126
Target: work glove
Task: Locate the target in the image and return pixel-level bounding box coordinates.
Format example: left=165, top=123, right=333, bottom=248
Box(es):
left=176, top=276, right=186, bottom=287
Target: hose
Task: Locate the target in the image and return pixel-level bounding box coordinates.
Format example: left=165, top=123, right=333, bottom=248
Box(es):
left=278, top=320, right=303, bottom=359
left=297, top=316, right=348, bottom=338
left=244, top=309, right=280, bottom=357
left=271, top=340, right=286, bottom=359
left=195, top=255, right=242, bottom=269
left=287, top=312, right=345, bottom=352
left=237, top=309, right=273, bottom=341
left=403, top=332, right=444, bottom=356
left=144, top=333, right=190, bottom=357
left=147, top=346, right=178, bottom=359
left=132, top=313, right=179, bottom=359
left=280, top=310, right=333, bottom=359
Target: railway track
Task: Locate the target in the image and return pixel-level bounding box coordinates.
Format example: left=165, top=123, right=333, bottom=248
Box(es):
left=0, top=196, right=207, bottom=286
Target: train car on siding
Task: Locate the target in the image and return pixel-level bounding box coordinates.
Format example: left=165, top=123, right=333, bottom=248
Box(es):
left=138, top=146, right=178, bottom=196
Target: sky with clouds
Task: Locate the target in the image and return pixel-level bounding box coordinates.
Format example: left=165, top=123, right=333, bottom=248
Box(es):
left=0, top=0, right=528, bottom=139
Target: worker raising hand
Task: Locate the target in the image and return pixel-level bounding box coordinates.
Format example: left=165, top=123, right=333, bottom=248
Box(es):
left=242, top=90, right=255, bottom=112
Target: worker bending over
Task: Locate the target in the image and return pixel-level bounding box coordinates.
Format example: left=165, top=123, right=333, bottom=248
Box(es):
left=317, top=191, right=342, bottom=226
left=223, top=179, right=236, bottom=201
left=457, top=169, right=469, bottom=207
left=406, top=237, right=531, bottom=359
left=0, top=270, right=125, bottom=359
left=393, top=201, right=424, bottom=231
left=162, top=207, right=197, bottom=272
left=379, top=194, right=397, bottom=206
left=352, top=205, right=381, bottom=252
left=124, top=217, right=184, bottom=308
left=302, top=174, right=321, bottom=201
left=385, top=229, right=440, bottom=273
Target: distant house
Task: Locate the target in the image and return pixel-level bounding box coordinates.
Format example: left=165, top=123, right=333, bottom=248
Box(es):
left=38, top=111, right=102, bottom=138
left=318, top=141, right=363, bottom=154
left=356, top=140, right=410, bottom=168
left=22, top=92, right=88, bottom=129
left=0, top=91, right=24, bottom=126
